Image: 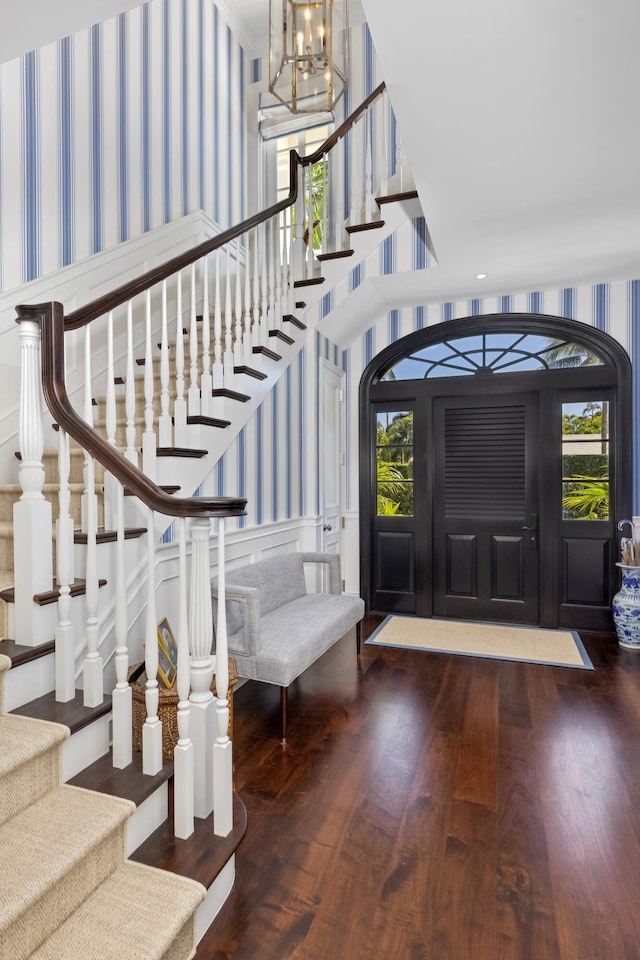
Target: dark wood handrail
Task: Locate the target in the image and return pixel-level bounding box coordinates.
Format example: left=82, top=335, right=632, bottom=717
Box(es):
left=62, top=81, right=386, bottom=329
left=64, top=150, right=302, bottom=329
left=16, top=302, right=247, bottom=518
left=15, top=85, right=388, bottom=520
left=301, top=82, right=386, bottom=166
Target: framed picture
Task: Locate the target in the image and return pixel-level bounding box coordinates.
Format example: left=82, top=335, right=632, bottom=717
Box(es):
left=157, top=617, right=178, bottom=689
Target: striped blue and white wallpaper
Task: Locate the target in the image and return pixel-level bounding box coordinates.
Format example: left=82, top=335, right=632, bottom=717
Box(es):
left=0, top=0, right=247, bottom=294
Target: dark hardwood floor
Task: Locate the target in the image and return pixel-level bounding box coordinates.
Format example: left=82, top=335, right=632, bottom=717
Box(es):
left=197, top=615, right=640, bottom=959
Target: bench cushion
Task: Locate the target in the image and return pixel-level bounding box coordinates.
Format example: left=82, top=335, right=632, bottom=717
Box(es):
left=225, top=554, right=307, bottom=617
left=254, top=592, right=365, bottom=686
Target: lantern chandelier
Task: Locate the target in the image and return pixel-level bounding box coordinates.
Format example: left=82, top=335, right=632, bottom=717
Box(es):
left=268, top=0, right=349, bottom=114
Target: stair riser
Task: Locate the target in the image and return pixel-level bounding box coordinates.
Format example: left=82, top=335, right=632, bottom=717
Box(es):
left=62, top=713, right=111, bottom=782
left=0, top=486, right=105, bottom=527
left=2, top=652, right=55, bottom=712
left=125, top=781, right=169, bottom=855
left=6, top=821, right=127, bottom=960
left=43, top=451, right=105, bottom=485
left=0, top=738, right=63, bottom=829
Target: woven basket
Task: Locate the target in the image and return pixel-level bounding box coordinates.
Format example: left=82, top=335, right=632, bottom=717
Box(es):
left=129, top=659, right=237, bottom=760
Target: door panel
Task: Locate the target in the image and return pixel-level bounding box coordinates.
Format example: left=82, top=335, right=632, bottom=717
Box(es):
left=433, top=393, right=539, bottom=624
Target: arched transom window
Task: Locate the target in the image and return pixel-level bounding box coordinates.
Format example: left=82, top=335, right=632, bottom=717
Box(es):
left=381, top=332, right=605, bottom=381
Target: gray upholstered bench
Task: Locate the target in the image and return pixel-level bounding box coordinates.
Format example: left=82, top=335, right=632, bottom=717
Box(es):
left=211, top=552, right=364, bottom=741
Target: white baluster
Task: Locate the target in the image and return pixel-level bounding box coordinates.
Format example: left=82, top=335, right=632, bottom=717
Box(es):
left=305, top=165, right=314, bottom=279
left=55, top=425, right=75, bottom=702
left=285, top=206, right=295, bottom=314
left=159, top=280, right=172, bottom=446
left=103, top=309, right=118, bottom=530
left=142, top=289, right=157, bottom=479
left=201, top=256, right=213, bottom=417
left=234, top=239, right=243, bottom=367
left=267, top=220, right=276, bottom=332
left=350, top=121, right=359, bottom=227
left=395, top=108, right=404, bottom=192
left=174, top=270, right=188, bottom=446
left=174, top=517, right=194, bottom=838
left=365, top=109, right=374, bottom=223
left=379, top=90, right=389, bottom=199
left=143, top=507, right=162, bottom=775
left=243, top=232, right=253, bottom=364
left=213, top=517, right=232, bottom=837
left=212, top=250, right=224, bottom=418
left=294, top=166, right=306, bottom=278
left=259, top=223, right=268, bottom=347
left=189, top=516, right=215, bottom=818
left=124, top=300, right=138, bottom=465
left=321, top=155, right=329, bottom=251
left=82, top=325, right=103, bottom=708
left=273, top=214, right=283, bottom=332
left=223, top=247, right=234, bottom=386
left=14, top=316, right=53, bottom=644
left=111, top=480, right=132, bottom=768
left=188, top=261, right=200, bottom=415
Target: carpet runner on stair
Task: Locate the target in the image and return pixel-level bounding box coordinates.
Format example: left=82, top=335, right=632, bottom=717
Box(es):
left=0, top=655, right=205, bottom=960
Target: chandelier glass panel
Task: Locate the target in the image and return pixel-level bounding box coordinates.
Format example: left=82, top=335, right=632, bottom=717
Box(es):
left=269, top=0, right=349, bottom=113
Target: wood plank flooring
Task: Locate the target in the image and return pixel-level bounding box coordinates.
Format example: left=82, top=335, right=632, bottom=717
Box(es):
left=198, top=615, right=640, bottom=959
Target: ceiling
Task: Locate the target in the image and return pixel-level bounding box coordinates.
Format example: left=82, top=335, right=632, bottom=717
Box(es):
left=5, top=0, right=640, bottom=308
left=360, top=0, right=640, bottom=305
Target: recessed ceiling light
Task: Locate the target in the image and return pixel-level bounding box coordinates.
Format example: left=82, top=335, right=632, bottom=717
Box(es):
left=475, top=273, right=487, bottom=280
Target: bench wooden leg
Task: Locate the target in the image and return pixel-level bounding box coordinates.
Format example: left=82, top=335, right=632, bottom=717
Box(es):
left=357, top=621, right=362, bottom=657
left=280, top=686, right=288, bottom=744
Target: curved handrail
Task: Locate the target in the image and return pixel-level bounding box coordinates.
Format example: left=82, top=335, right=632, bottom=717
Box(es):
left=302, top=82, right=386, bottom=166
left=16, top=302, right=247, bottom=518
left=63, top=81, right=386, bottom=329
left=18, top=84, right=388, bottom=520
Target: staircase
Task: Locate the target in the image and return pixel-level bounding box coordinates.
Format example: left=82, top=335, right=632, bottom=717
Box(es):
left=0, top=82, right=421, bottom=953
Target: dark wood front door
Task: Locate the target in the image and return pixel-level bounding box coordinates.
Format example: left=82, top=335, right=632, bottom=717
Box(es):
left=433, top=393, right=540, bottom=624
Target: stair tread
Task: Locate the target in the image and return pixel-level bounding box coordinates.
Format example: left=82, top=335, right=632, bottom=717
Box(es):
left=252, top=345, right=282, bottom=361
left=317, top=249, right=355, bottom=261
left=74, top=527, right=147, bottom=545
left=0, top=578, right=108, bottom=607
left=0, top=638, right=55, bottom=667
left=269, top=329, right=295, bottom=345
left=0, top=783, right=134, bottom=926
left=186, top=415, right=231, bottom=428
left=131, top=792, right=248, bottom=891
left=234, top=365, right=268, bottom=380
left=69, top=750, right=173, bottom=808
left=293, top=276, right=325, bottom=287
left=376, top=189, right=419, bottom=205
left=10, top=689, right=113, bottom=736
left=282, top=314, right=307, bottom=331
left=211, top=388, right=250, bottom=402
left=0, top=712, right=68, bottom=780
left=346, top=219, right=386, bottom=233
left=156, top=446, right=208, bottom=458
left=29, top=861, right=205, bottom=960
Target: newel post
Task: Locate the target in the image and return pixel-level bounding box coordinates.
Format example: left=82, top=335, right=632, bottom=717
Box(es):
left=14, top=307, right=53, bottom=645
left=189, top=515, right=215, bottom=818
left=213, top=517, right=233, bottom=837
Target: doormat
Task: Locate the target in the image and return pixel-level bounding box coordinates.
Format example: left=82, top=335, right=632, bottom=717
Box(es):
left=366, top=616, right=594, bottom=669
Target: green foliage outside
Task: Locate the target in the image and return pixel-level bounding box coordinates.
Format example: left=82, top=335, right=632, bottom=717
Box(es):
left=561, top=402, right=609, bottom=519
left=562, top=401, right=604, bottom=435
left=291, top=160, right=326, bottom=251
left=562, top=476, right=610, bottom=520
left=376, top=413, right=414, bottom=515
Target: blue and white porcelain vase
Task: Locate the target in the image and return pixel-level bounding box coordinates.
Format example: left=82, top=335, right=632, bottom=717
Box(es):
left=613, top=564, right=640, bottom=649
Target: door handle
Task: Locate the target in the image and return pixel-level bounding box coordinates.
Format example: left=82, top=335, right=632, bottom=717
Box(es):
left=522, top=514, right=537, bottom=549
left=323, top=524, right=332, bottom=531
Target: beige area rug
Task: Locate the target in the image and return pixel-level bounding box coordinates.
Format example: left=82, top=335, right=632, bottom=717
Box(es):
left=366, top=616, right=594, bottom=669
